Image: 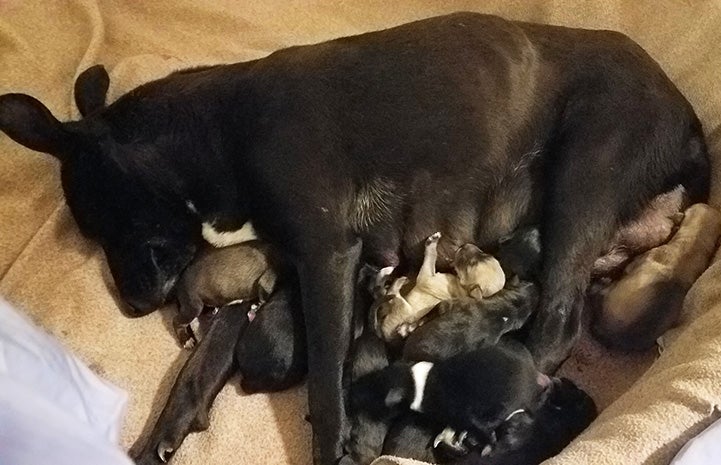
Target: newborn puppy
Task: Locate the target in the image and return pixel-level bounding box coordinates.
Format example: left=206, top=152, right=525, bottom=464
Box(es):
left=132, top=303, right=250, bottom=465
left=351, top=343, right=545, bottom=448
left=452, top=378, right=597, bottom=465
left=236, top=281, right=307, bottom=393
left=592, top=203, right=721, bottom=351
left=344, top=305, right=392, bottom=465
left=132, top=284, right=307, bottom=465
left=403, top=280, right=539, bottom=362
left=375, top=232, right=505, bottom=341
left=175, top=240, right=283, bottom=348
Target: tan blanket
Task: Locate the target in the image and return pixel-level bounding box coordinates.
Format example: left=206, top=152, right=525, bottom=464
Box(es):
left=2, top=2, right=721, bottom=465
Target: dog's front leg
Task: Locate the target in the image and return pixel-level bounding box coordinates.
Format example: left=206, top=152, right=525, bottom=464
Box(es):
left=297, top=237, right=362, bottom=465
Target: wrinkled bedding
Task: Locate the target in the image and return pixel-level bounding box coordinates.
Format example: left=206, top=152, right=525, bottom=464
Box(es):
left=2, top=2, right=721, bottom=464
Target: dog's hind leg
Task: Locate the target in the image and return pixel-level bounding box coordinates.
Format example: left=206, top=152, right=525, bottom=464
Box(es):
left=130, top=303, right=248, bottom=465
left=525, top=105, right=705, bottom=372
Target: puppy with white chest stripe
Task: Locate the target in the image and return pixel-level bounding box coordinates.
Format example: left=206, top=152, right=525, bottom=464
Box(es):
left=350, top=343, right=545, bottom=449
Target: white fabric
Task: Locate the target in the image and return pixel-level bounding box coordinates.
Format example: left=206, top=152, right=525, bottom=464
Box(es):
left=670, top=416, right=721, bottom=465
left=0, top=298, right=132, bottom=465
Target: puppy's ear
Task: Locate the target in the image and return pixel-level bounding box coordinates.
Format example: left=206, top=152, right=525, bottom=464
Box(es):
left=0, top=93, right=76, bottom=157
left=74, top=64, right=109, bottom=117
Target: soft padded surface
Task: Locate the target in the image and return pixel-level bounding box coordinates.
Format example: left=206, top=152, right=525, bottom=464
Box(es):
left=2, top=2, right=721, bottom=465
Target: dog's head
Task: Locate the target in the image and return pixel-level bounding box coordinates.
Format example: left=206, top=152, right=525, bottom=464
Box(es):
left=0, top=66, right=244, bottom=315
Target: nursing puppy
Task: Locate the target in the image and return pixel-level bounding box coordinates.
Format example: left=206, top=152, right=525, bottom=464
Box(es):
left=174, top=240, right=283, bottom=348
left=351, top=343, right=546, bottom=448
left=375, top=232, right=505, bottom=341
left=133, top=284, right=306, bottom=464
left=402, top=280, right=539, bottom=362
left=592, top=203, right=721, bottom=350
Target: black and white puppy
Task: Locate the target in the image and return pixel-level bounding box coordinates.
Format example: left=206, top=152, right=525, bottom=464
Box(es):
left=351, top=343, right=546, bottom=448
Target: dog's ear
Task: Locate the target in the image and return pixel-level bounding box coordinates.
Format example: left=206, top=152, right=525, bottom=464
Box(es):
left=74, top=64, right=109, bottom=117
left=0, top=93, right=76, bottom=157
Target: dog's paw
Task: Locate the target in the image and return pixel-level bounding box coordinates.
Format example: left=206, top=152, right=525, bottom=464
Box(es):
left=427, top=231, right=442, bottom=244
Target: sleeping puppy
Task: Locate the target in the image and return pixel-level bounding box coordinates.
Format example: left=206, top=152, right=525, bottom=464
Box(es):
left=451, top=378, right=597, bottom=465
left=343, top=294, right=392, bottom=465
left=132, top=284, right=307, bottom=464
left=592, top=203, right=721, bottom=351
left=174, top=240, right=283, bottom=348
left=402, top=280, right=539, bottom=362
left=132, top=303, right=249, bottom=465
left=350, top=343, right=546, bottom=449
left=235, top=280, right=307, bottom=393
left=375, top=232, right=505, bottom=341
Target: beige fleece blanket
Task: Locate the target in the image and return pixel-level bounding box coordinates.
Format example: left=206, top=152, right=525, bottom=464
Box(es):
left=2, top=2, right=721, bottom=465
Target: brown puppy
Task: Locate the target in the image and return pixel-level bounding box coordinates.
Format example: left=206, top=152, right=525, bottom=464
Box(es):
left=592, top=203, right=721, bottom=350
left=174, top=240, right=283, bottom=348
left=375, top=232, right=505, bottom=341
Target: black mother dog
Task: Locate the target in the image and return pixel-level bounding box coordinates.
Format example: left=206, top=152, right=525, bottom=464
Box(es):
left=0, top=13, right=709, bottom=465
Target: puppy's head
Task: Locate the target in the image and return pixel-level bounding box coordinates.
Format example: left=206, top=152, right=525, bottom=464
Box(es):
left=453, top=244, right=505, bottom=298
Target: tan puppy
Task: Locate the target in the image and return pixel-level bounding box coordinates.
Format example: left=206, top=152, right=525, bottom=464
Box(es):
left=592, top=204, right=721, bottom=351
left=174, top=240, right=283, bottom=348
left=375, top=232, right=505, bottom=341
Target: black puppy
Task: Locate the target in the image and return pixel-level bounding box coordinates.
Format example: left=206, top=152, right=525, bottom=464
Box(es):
left=342, top=266, right=393, bottom=465
left=0, top=12, right=709, bottom=463
left=236, top=280, right=307, bottom=394
left=451, top=378, right=597, bottom=465
left=132, top=285, right=306, bottom=464
left=403, top=281, right=539, bottom=362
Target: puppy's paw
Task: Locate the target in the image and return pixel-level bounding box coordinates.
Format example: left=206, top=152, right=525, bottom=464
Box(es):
left=174, top=324, right=198, bottom=350
left=427, top=231, right=442, bottom=244
left=157, top=443, right=175, bottom=463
